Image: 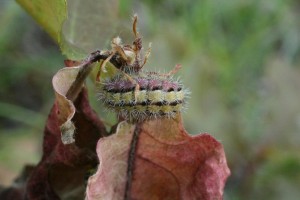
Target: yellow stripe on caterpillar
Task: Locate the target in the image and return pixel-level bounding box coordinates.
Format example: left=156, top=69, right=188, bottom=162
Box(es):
left=98, top=71, right=188, bottom=122
left=122, top=92, right=133, bottom=104
left=148, top=90, right=164, bottom=103
left=136, top=90, right=147, bottom=102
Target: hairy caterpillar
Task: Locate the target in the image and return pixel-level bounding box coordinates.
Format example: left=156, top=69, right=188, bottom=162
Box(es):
left=97, top=15, right=189, bottom=122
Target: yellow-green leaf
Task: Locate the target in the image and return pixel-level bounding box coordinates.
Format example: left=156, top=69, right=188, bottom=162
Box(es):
left=16, top=0, right=67, bottom=45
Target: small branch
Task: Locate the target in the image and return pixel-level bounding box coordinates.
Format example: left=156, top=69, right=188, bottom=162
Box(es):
left=65, top=51, right=106, bottom=101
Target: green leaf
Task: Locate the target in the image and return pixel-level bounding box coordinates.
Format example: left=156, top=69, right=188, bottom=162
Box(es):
left=15, top=0, right=83, bottom=59
left=16, top=0, right=67, bottom=45
left=16, top=0, right=131, bottom=60
left=61, top=0, right=122, bottom=59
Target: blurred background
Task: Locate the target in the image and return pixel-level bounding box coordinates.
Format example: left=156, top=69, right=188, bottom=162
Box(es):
left=1, top=0, right=300, bottom=199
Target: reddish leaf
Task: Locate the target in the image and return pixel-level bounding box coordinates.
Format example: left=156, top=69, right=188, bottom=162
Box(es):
left=25, top=88, right=106, bottom=200
left=86, top=117, right=230, bottom=200
left=0, top=88, right=107, bottom=200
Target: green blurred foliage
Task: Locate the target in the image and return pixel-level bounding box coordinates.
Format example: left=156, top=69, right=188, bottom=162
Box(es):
left=1, top=0, right=300, bottom=199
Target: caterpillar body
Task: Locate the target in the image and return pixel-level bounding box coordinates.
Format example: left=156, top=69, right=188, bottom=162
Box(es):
left=98, top=70, right=188, bottom=122
left=96, top=16, right=189, bottom=122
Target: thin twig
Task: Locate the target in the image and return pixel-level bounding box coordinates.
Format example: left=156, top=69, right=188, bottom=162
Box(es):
left=65, top=51, right=105, bottom=101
